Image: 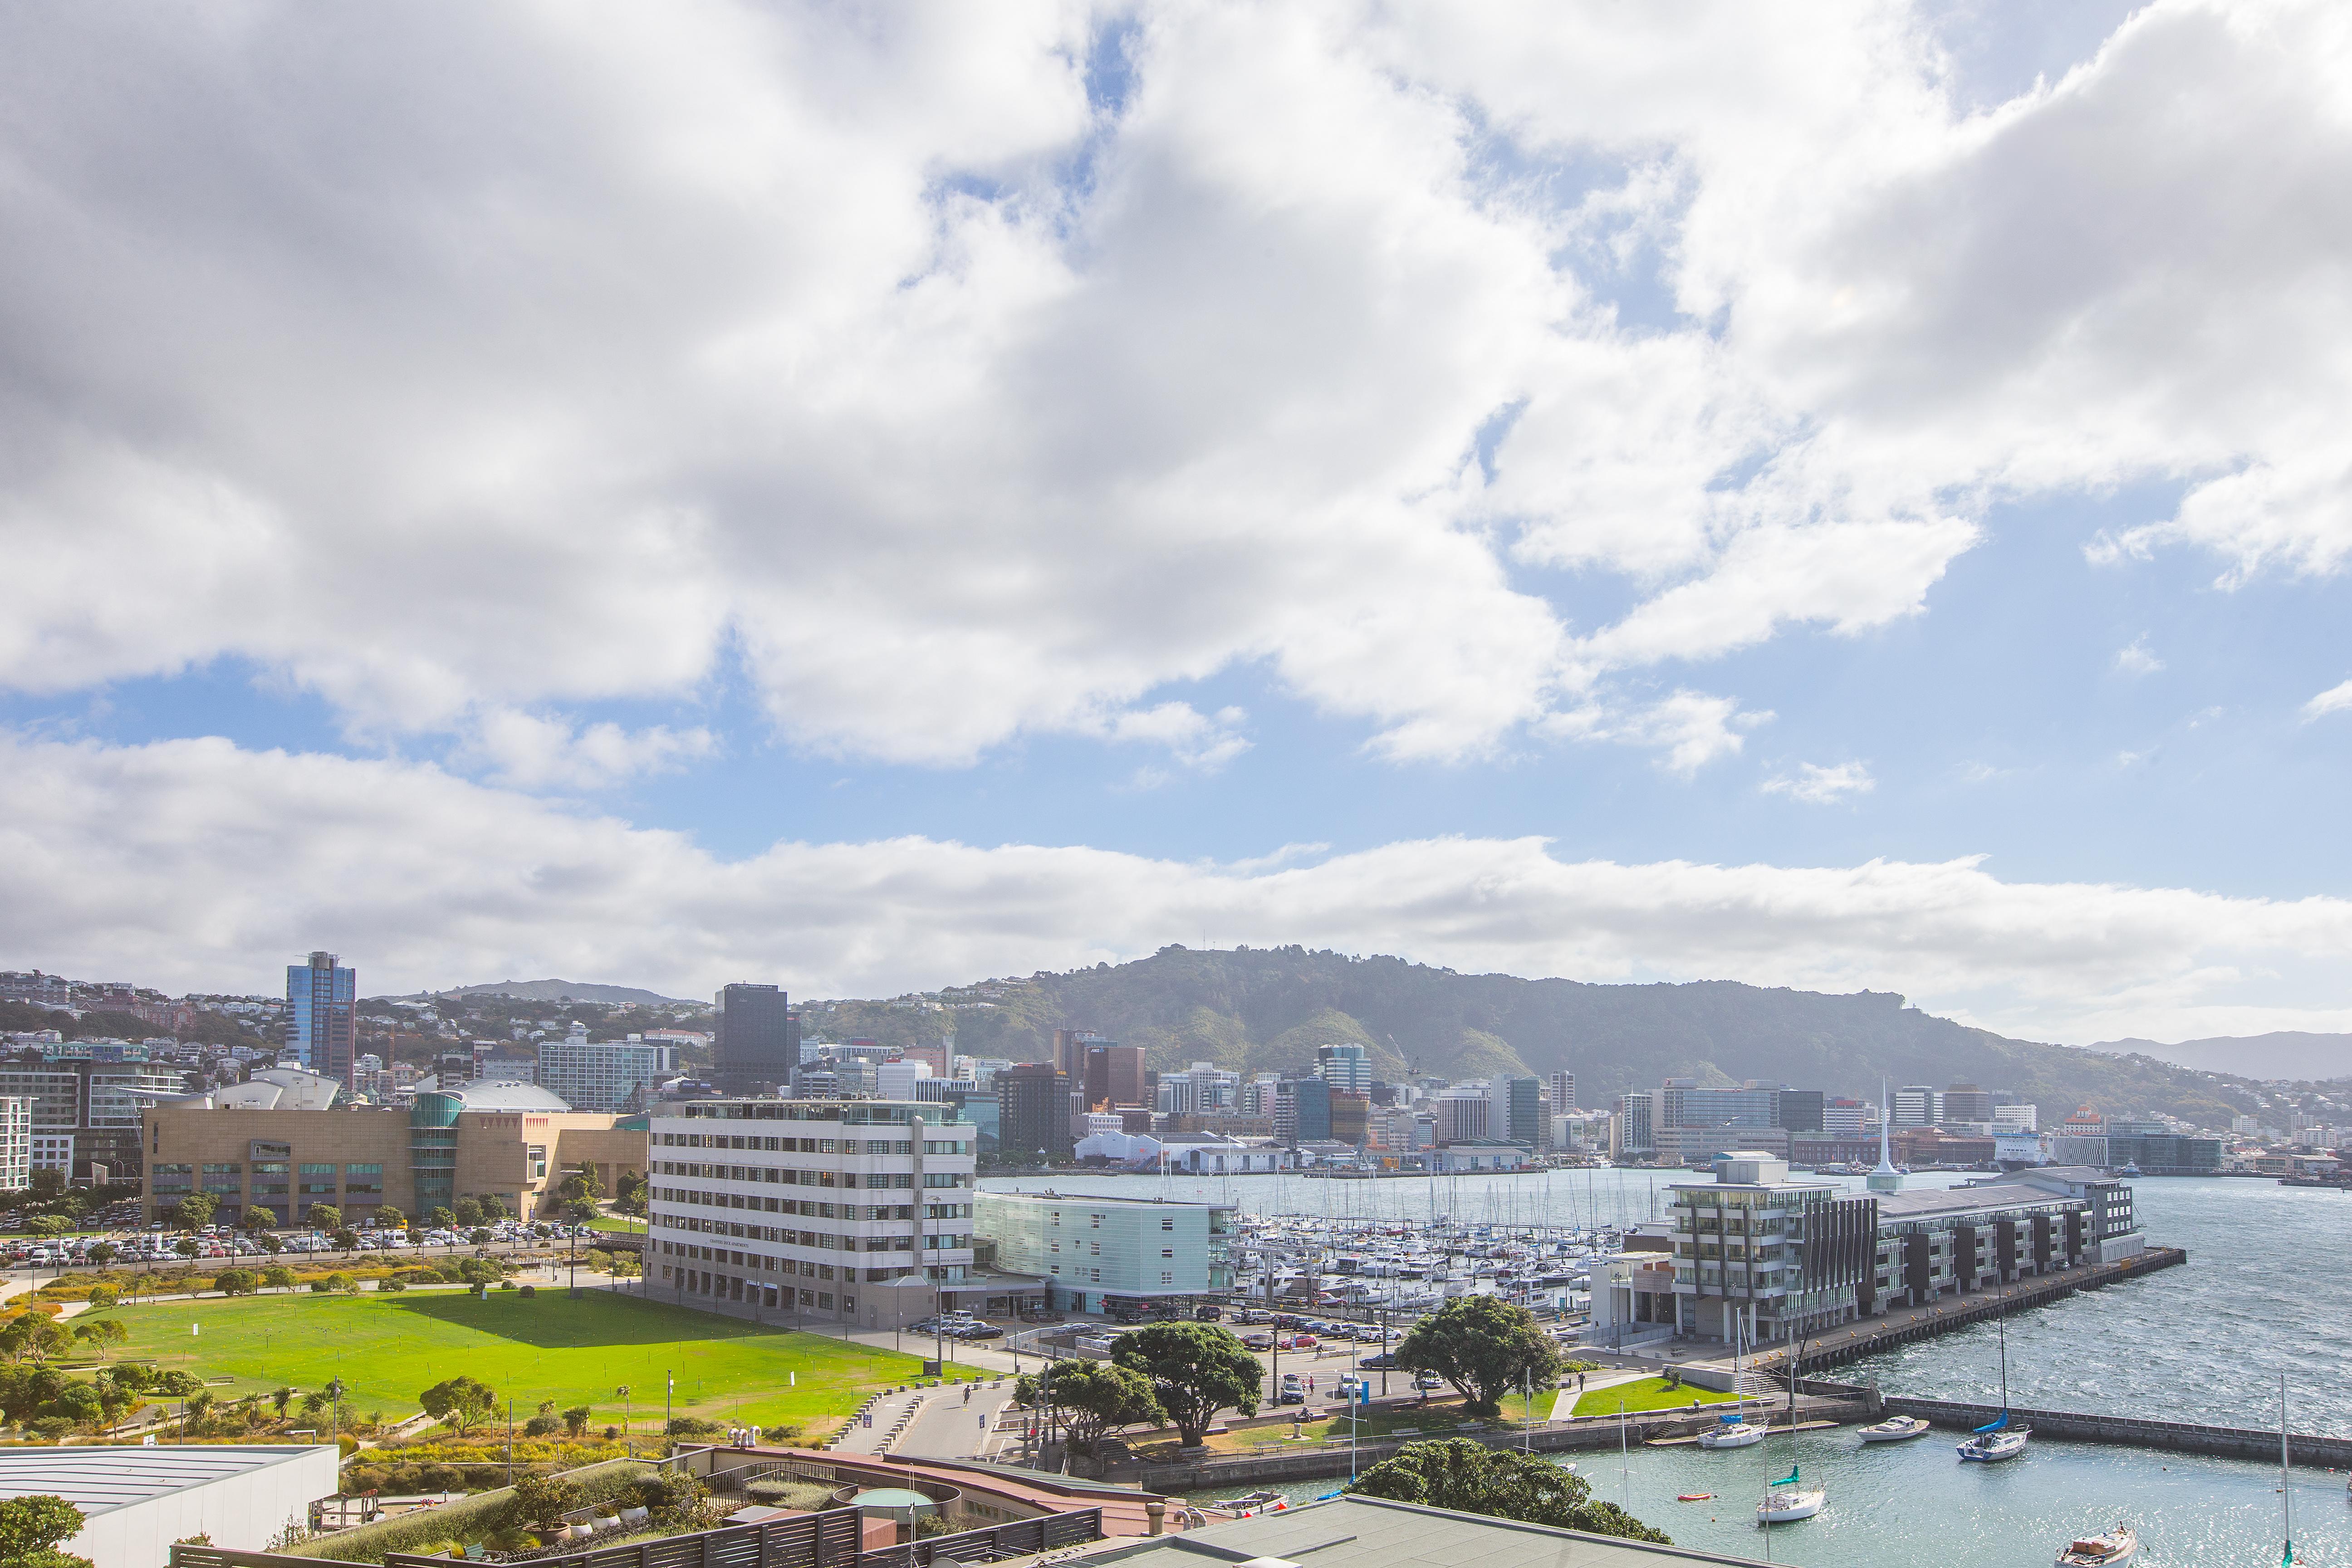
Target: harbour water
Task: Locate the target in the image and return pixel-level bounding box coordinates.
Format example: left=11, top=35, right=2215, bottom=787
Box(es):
left=984, top=1167, right=2352, bottom=1563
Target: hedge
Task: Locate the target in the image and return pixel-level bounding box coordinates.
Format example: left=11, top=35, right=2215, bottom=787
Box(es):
left=282, top=1458, right=655, bottom=1563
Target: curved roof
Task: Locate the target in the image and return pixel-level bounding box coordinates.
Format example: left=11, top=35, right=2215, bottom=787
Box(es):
left=424, top=1081, right=573, bottom=1112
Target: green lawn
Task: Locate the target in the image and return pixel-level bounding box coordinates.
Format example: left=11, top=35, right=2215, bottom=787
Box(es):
left=1572, top=1376, right=1741, bottom=1418
left=1214, top=1388, right=1553, bottom=1450
left=95, top=1290, right=929, bottom=1433
left=586, top=1215, right=645, bottom=1235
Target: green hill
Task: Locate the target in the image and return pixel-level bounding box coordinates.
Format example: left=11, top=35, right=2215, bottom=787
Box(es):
left=823, top=946, right=2260, bottom=1128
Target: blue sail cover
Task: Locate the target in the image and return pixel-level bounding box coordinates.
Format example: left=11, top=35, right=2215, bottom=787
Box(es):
left=1719, top=1411, right=1745, bottom=1423
left=1973, top=1412, right=2008, bottom=1433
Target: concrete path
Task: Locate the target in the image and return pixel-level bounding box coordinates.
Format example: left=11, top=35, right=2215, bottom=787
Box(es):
left=891, top=1383, right=1019, bottom=1461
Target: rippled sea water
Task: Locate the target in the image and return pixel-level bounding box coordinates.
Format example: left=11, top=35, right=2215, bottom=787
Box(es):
left=987, top=1167, right=2352, bottom=1564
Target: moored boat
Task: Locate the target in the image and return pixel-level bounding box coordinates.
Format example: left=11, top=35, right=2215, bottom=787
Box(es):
left=2055, top=1524, right=2136, bottom=1566
left=1697, top=1413, right=1768, bottom=1449
left=1958, top=1426, right=2030, bottom=1462
left=1857, top=1414, right=1931, bottom=1443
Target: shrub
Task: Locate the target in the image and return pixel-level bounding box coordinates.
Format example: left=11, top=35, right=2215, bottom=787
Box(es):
left=378, top=1278, right=407, bottom=1294
left=665, top=1415, right=721, bottom=1437
left=278, top=1459, right=654, bottom=1562
left=518, top=1284, right=536, bottom=1298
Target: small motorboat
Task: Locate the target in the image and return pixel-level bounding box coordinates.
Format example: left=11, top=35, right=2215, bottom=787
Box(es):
left=1697, top=1414, right=1768, bottom=1449
left=2056, top=1524, right=2137, bottom=1566
left=1958, top=1426, right=2031, bottom=1463
left=1208, top=1490, right=1283, bottom=1512
left=1676, top=1493, right=1714, bottom=1503
left=1858, top=1414, right=1931, bottom=1443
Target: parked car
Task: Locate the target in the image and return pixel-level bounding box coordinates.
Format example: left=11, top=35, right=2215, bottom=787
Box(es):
left=1193, top=1304, right=1222, bottom=1321
left=1242, top=1333, right=1276, bottom=1351
left=1415, top=1372, right=1446, bottom=1393
left=1275, top=1373, right=1307, bottom=1405
left=960, top=1325, right=1004, bottom=1340
left=1358, top=1352, right=1400, bottom=1370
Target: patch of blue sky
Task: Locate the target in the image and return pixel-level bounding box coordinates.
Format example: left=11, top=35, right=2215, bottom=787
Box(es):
left=0, top=658, right=348, bottom=759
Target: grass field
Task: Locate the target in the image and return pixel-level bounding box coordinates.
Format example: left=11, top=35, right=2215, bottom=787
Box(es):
left=98, top=1291, right=929, bottom=1433
left=585, top=1215, right=645, bottom=1235
left=1572, top=1376, right=1740, bottom=1418
left=1209, top=1388, right=1553, bottom=1451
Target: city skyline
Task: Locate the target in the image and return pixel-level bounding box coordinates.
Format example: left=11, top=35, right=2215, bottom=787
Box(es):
left=3, top=4, right=2350, bottom=1046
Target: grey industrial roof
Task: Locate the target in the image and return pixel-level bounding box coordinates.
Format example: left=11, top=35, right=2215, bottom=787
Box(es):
left=434, top=1081, right=574, bottom=1112
left=0, top=1444, right=326, bottom=1515
left=1073, top=1493, right=1773, bottom=1568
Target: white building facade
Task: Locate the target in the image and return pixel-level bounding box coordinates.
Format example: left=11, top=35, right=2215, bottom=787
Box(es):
left=648, top=1098, right=975, bottom=1329
left=535, top=1030, right=677, bottom=1113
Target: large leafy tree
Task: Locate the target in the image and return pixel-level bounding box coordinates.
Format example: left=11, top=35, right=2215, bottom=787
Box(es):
left=0, top=1493, right=91, bottom=1568
left=420, top=1375, right=498, bottom=1436
left=1015, top=1360, right=1164, bottom=1455
left=1111, top=1323, right=1260, bottom=1447
left=1347, top=1438, right=1670, bottom=1545
left=1395, top=1295, right=1561, bottom=1416
left=173, top=1192, right=217, bottom=1230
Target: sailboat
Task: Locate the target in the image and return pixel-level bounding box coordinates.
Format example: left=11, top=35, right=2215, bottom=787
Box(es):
left=1756, top=1351, right=1825, bottom=1524
left=1956, top=1313, right=2030, bottom=1462
left=1698, top=1312, right=1767, bottom=1449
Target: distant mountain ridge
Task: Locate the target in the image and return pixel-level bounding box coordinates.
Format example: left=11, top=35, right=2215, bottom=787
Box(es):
left=2091, top=1031, right=2352, bottom=1083
left=812, top=945, right=2267, bottom=1126
left=411, top=978, right=695, bottom=1006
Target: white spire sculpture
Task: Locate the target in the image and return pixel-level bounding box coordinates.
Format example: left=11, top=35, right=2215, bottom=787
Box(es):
left=1867, top=1076, right=1904, bottom=1193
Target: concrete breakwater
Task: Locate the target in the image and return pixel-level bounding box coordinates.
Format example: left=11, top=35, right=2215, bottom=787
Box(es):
left=1788, top=1245, right=2188, bottom=1370
left=1119, top=1395, right=1879, bottom=1491
left=1882, top=1396, right=2352, bottom=1469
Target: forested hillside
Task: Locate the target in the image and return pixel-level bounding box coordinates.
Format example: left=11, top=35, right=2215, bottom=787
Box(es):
left=813, top=946, right=2258, bottom=1127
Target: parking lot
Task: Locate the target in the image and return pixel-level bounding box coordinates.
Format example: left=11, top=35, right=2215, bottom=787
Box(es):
left=0, top=1213, right=612, bottom=1273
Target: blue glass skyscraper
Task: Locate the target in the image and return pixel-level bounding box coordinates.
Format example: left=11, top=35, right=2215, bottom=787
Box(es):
left=286, top=950, right=356, bottom=1083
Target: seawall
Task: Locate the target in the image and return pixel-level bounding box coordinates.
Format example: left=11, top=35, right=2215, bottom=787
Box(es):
left=1882, top=1396, right=2352, bottom=1469
left=1791, top=1246, right=2188, bottom=1370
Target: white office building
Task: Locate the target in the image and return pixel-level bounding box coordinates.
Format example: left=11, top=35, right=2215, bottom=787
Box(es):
left=1314, top=1044, right=1373, bottom=1093
left=535, top=1028, right=678, bottom=1113
left=648, top=1098, right=975, bottom=1330
left=0, top=1097, right=30, bottom=1191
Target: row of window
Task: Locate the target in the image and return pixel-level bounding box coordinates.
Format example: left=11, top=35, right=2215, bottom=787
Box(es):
left=655, top=1160, right=969, bottom=1191
left=653, top=1211, right=970, bottom=1253
left=1046, top=1240, right=1178, bottom=1259
left=658, top=1131, right=971, bottom=1155
left=1052, top=1265, right=1179, bottom=1286
left=654, top=1185, right=972, bottom=1221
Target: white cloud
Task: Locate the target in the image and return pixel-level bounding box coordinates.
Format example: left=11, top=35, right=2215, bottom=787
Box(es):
left=460, top=710, right=718, bottom=790
left=2304, top=679, right=2352, bottom=720
left=2113, top=637, right=2164, bottom=676
left=8, top=733, right=2352, bottom=1044
left=1762, top=761, right=1876, bottom=805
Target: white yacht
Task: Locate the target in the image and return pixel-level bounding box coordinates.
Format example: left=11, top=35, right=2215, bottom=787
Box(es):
left=2055, top=1524, right=2136, bottom=1566
left=1698, top=1412, right=1769, bottom=1449
left=1757, top=1477, right=1826, bottom=1523
left=1857, top=1414, right=1931, bottom=1443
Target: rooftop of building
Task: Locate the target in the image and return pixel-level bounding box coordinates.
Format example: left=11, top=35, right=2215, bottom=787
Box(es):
left=1063, top=1493, right=1770, bottom=1568
left=0, top=1443, right=329, bottom=1515
left=670, top=1098, right=969, bottom=1124
left=1872, top=1182, right=2083, bottom=1219
left=423, top=1081, right=575, bottom=1113
left=978, top=1189, right=1236, bottom=1210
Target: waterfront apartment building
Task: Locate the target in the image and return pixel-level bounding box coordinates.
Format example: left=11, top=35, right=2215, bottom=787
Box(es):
left=1548, top=1071, right=1576, bottom=1112
left=973, top=1190, right=1234, bottom=1315
left=1611, top=1092, right=1656, bottom=1160
left=535, top=1028, right=678, bottom=1113
left=143, top=1082, right=643, bottom=1225
left=285, top=951, right=356, bottom=1085
left=712, top=984, right=797, bottom=1095
left=1499, top=1077, right=1544, bottom=1148
left=646, top=1098, right=975, bottom=1328
left=1273, top=1078, right=1331, bottom=1145
left=1669, top=1154, right=2142, bottom=1345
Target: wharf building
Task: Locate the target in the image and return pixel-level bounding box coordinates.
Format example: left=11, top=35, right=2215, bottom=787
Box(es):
left=646, top=1097, right=985, bottom=1328
left=141, top=1079, right=643, bottom=1225
left=973, top=1189, right=1235, bottom=1316
left=1661, top=1152, right=2144, bottom=1345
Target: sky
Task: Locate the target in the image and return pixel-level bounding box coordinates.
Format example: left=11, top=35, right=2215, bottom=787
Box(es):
left=5, top=0, right=2352, bottom=1046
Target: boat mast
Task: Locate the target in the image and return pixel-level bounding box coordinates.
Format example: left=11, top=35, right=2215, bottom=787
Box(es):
left=2282, top=1372, right=2293, bottom=1566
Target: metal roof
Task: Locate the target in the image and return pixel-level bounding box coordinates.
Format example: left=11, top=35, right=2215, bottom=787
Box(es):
left=1873, top=1182, right=2074, bottom=1218
left=0, top=1445, right=327, bottom=1516
left=433, top=1081, right=574, bottom=1112
left=1072, top=1494, right=1774, bottom=1568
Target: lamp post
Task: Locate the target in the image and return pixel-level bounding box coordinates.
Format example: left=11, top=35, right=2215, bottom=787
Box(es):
left=618, top=1384, right=631, bottom=1459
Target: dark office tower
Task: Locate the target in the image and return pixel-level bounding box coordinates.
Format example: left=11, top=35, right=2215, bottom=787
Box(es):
left=713, top=983, right=795, bottom=1094
left=286, top=951, right=356, bottom=1085
left=1053, top=1028, right=1109, bottom=1078
left=1082, top=1042, right=1147, bottom=1107
left=999, top=1063, right=1076, bottom=1160
left=1503, top=1077, right=1544, bottom=1146
left=1941, top=1084, right=1995, bottom=1124
left=1777, top=1090, right=1826, bottom=1134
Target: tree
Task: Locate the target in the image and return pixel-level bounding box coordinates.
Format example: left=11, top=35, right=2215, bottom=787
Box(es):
left=82, top=1287, right=115, bottom=1311
left=0, top=1366, right=65, bottom=1425
left=173, top=1238, right=200, bottom=1261
left=272, top=1387, right=296, bottom=1418
left=0, top=1494, right=91, bottom=1568
left=260, top=1235, right=284, bottom=1256
left=508, top=1473, right=581, bottom=1535
left=305, top=1204, right=342, bottom=1234
left=1110, top=1323, right=1261, bottom=1447
left=374, top=1205, right=406, bottom=1230
left=81, top=1244, right=115, bottom=1269
left=426, top=1207, right=456, bottom=1230
left=561, top=1163, right=604, bottom=1204
left=20, top=1217, right=66, bottom=1243
left=240, top=1207, right=274, bottom=1235
left=419, top=1375, right=497, bottom=1436
left=1395, top=1296, right=1562, bottom=1417
left=1347, top=1439, right=1670, bottom=1544
left=563, top=1404, right=591, bottom=1437
left=478, top=1195, right=509, bottom=1222
left=69, top=1320, right=127, bottom=1358
left=16, top=1318, right=70, bottom=1366
left=331, top=1227, right=359, bottom=1252
left=612, top=1169, right=647, bottom=1216
left=174, top=1192, right=217, bottom=1231
left=212, top=1269, right=260, bottom=1298
left=468, top=1227, right=492, bottom=1247
left=452, top=1198, right=484, bottom=1229
left=1016, top=1360, right=1163, bottom=1455
left=261, top=1266, right=297, bottom=1291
